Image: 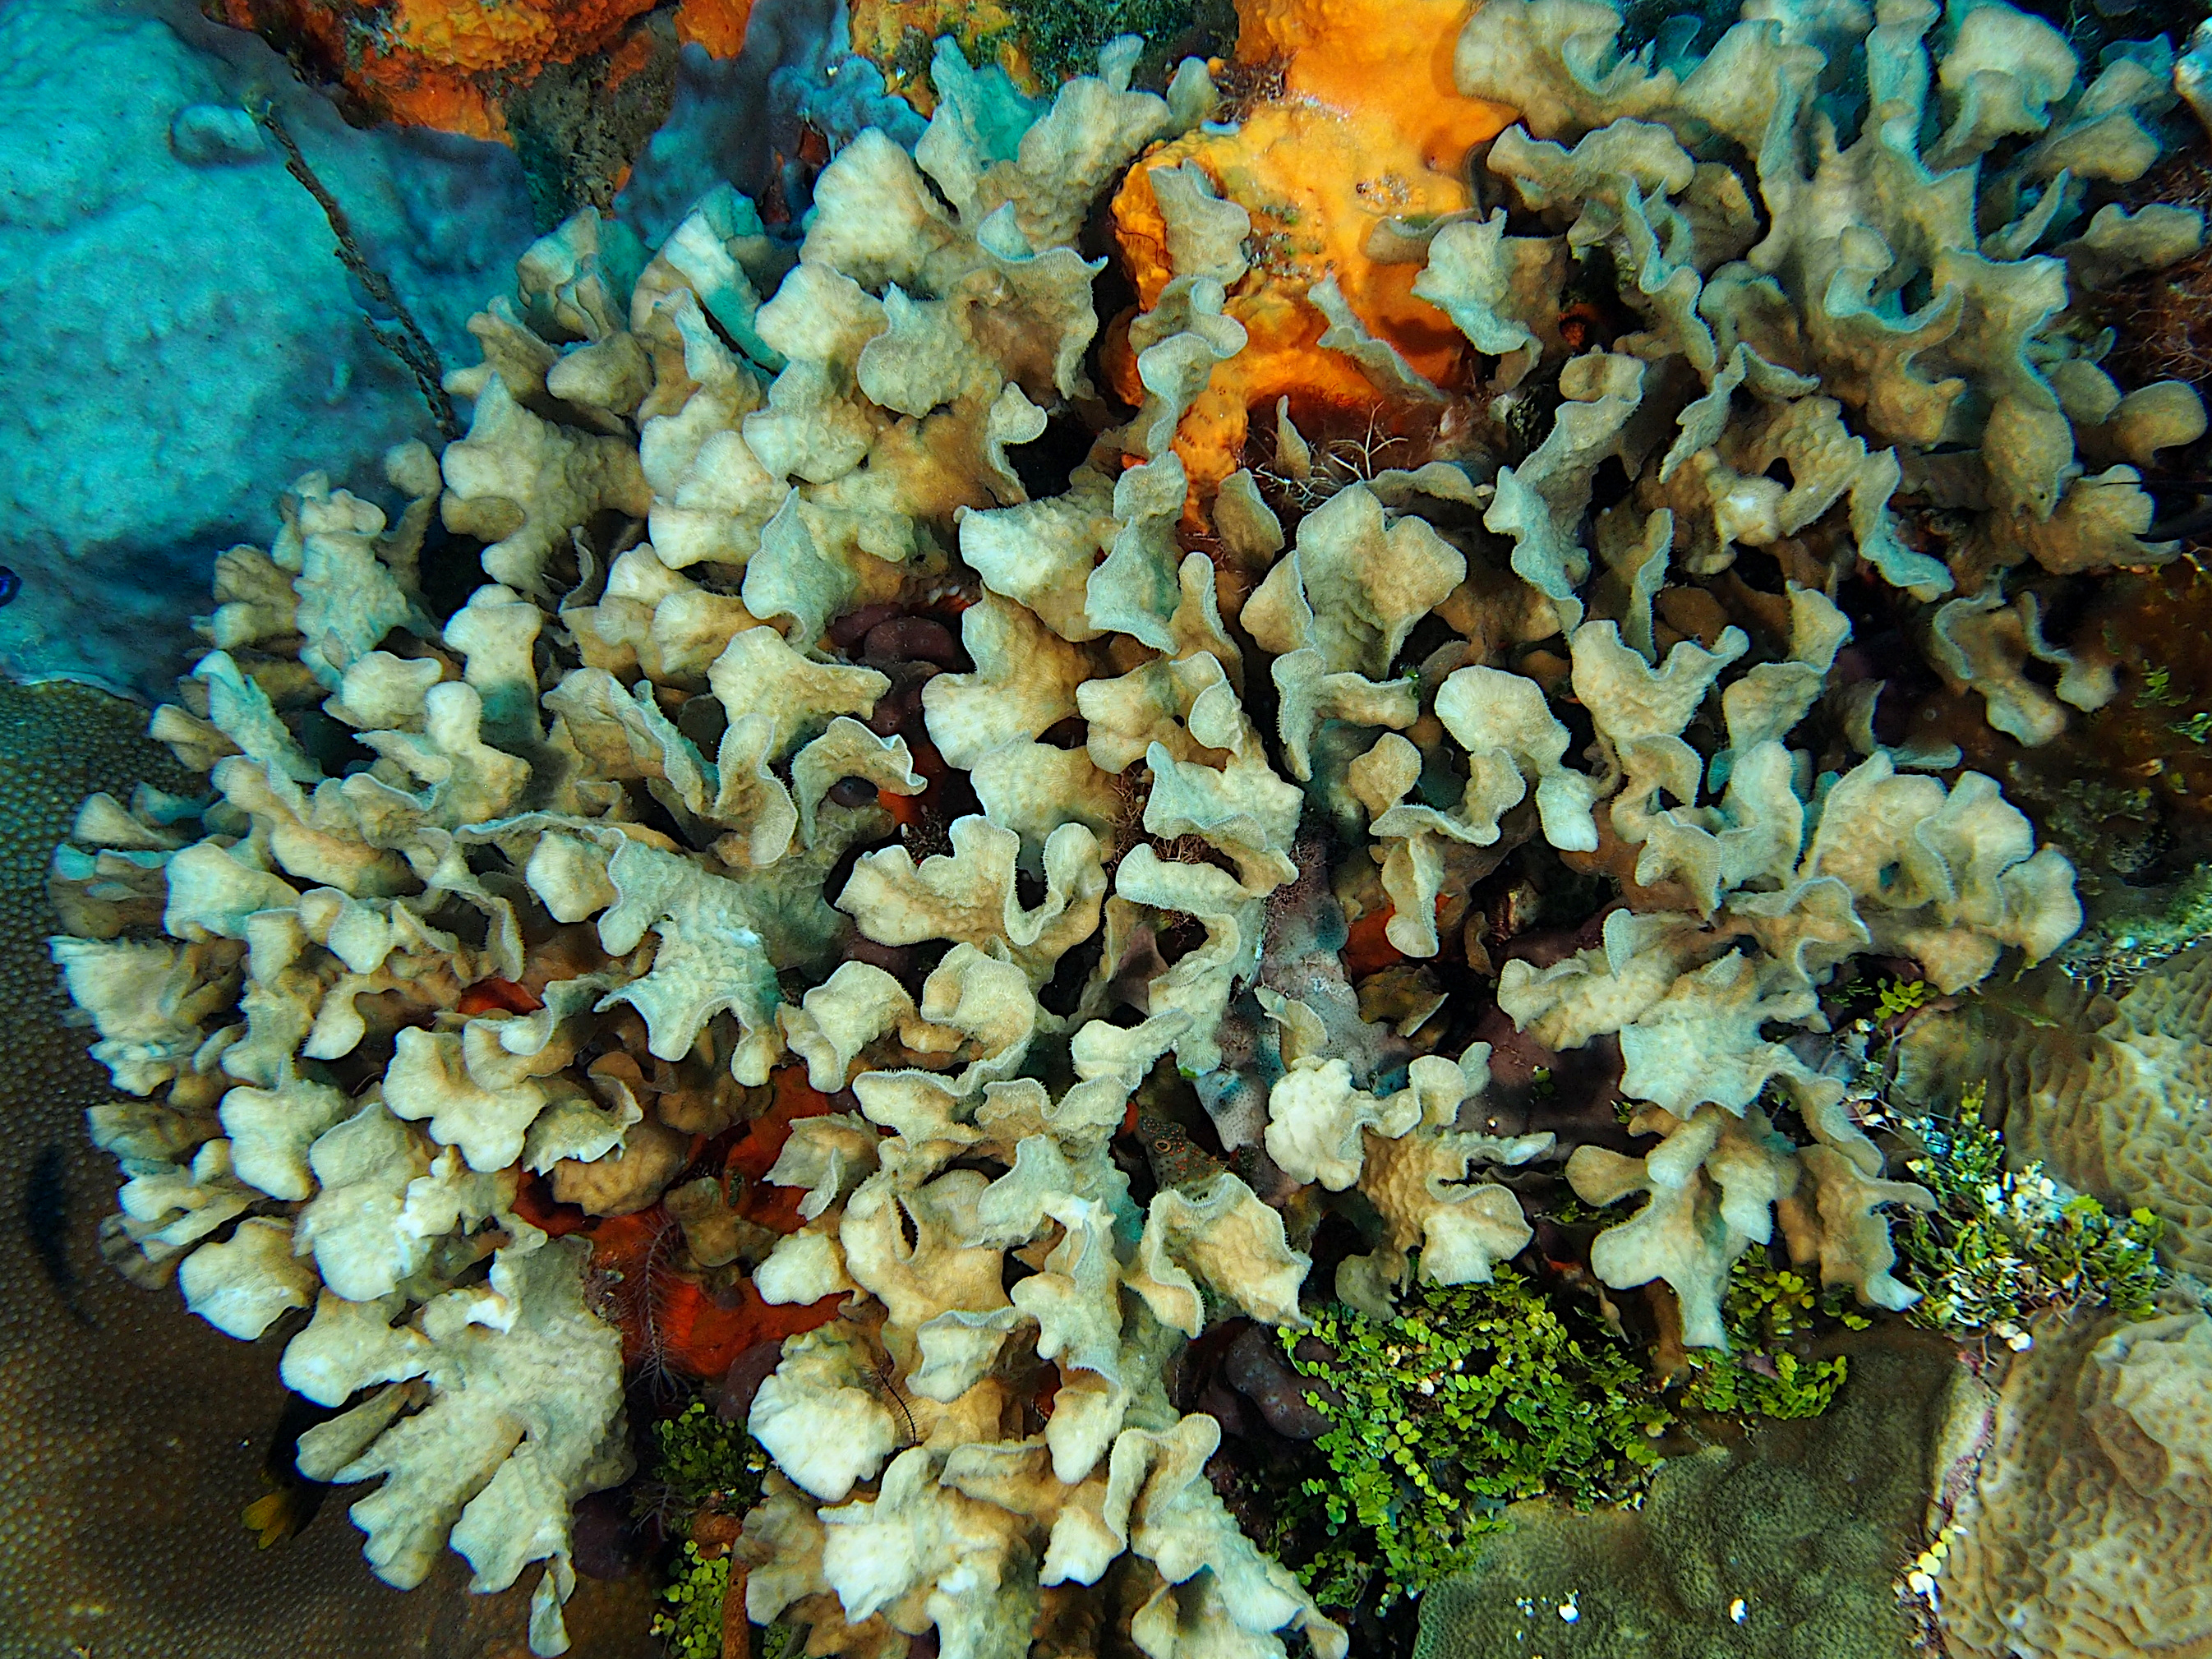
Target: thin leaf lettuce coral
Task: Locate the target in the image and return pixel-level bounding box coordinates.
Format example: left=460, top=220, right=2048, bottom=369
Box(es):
left=55, top=0, right=2209, bottom=1650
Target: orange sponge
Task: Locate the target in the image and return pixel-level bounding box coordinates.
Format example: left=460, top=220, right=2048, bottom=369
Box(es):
left=1239, top=0, right=1507, bottom=178
left=208, top=0, right=753, bottom=139
left=1108, top=0, right=1515, bottom=505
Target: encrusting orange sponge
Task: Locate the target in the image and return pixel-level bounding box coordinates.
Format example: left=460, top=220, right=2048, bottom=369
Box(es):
left=208, top=0, right=753, bottom=139
left=1238, top=0, right=1509, bottom=178
left=1107, top=0, right=1515, bottom=507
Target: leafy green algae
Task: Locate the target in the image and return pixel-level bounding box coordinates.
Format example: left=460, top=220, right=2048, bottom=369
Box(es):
left=1274, top=1270, right=1671, bottom=1610
left=655, top=1541, right=732, bottom=1659
left=641, top=1403, right=786, bottom=1659
left=1267, top=1262, right=1878, bottom=1615
left=1676, top=1260, right=1863, bottom=1422
left=643, top=1401, right=767, bottom=1524
left=1896, top=1085, right=2165, bottom=1343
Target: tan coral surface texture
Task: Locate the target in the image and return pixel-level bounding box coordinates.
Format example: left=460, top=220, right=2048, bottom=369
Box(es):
left=1941, top=1306, right=2212, bottom=1659
left=0, top=677, right=656, bottom=1659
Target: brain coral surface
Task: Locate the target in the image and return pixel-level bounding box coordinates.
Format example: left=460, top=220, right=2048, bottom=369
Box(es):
left=1940, top=1307, right=2212, bottom=1659
left=1896, top=942, right=2212, bottom=1279
left=43, top=0, right=2210, bottom=1651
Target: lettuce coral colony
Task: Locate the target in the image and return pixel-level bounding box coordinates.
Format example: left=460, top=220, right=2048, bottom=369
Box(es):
left=44, top=0, right=2212, bottom=1652
left=0, top=676, right=670, bottom=1656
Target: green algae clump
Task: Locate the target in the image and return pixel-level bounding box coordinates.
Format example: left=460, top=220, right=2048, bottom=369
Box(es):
left=1675, top=1257, right=1864, bottom=1422
left=1274, top=1256, right=1883, bottom=1615
left=1895, top=1085, right=2166, bottom=1345
left=653, top=1541, right=733, bottom=1659
left=642, top=1400, right=771, bottom=1530
left=1274, top=1270, right=1672, bottom=1610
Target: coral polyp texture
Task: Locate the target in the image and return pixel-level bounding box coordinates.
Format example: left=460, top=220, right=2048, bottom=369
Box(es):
left=1937, top=1306, right=2212, bottom=1659
left=45, top=0, right=2212, bottom=1652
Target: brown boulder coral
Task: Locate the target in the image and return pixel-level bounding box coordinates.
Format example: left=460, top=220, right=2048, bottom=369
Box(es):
left=1410, top=1328, right=1963, bottom=1659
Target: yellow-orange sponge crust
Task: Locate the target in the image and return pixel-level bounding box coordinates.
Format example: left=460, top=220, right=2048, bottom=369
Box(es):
left=212, top=0, right=753, bottom=140
left=1108, top=0, right=1514, bottom=505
